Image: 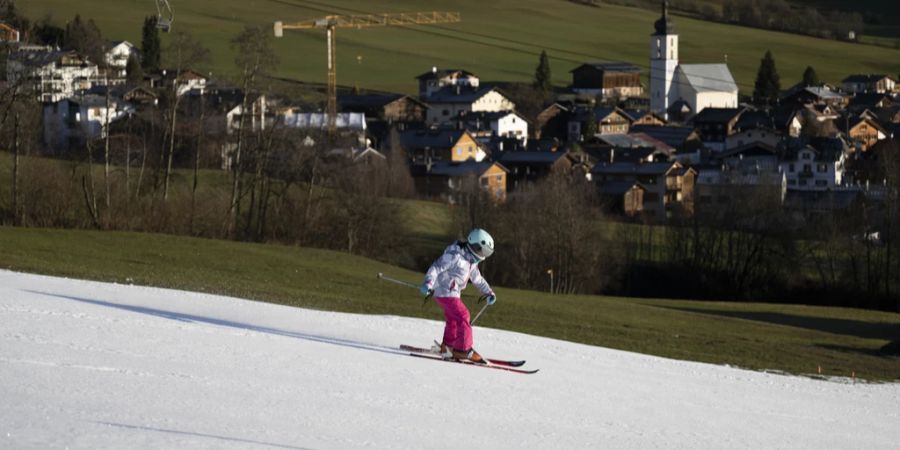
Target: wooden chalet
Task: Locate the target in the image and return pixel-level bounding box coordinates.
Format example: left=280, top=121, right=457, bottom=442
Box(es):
left=338, top=94, right=428, bottom=123
left=412, top=160, right=508, bottom=203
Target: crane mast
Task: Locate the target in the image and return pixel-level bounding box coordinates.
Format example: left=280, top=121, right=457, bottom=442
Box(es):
left=274, top=12, right=462, bottom=134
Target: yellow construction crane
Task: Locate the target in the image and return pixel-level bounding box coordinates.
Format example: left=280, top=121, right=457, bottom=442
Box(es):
left=274, top=12, right=462, bottom=133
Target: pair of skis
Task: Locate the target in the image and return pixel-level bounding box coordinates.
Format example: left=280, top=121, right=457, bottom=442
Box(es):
left=400, top=344, right=539, bottom=374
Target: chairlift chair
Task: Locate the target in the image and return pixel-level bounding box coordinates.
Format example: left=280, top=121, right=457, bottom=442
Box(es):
left=156, top=0, right=174, bottom=32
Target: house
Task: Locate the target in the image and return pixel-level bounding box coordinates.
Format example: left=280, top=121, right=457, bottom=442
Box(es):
left=841, top=74, right=897, bottom=94
left=840, top=116, right=886, bottom=152
left=568, top=106, right=632, bottom=141
left=629, top=124, right=702, bottom=152
left=152, top=69, right=209, bottom=96
left=453, top=110, right=529, bottom=144
left=847, top=93, right=894, bottom=113
left=625, top=110, right=666, bottom=126
left=690, top=107, right=745, bottom=152
left=779, top=140, right=848, bottom=191
left=338, top=94, right=428, bottom=124
left=43, top=94, right=133, bottom=152
left=570, top=62, right=643, bottom=99
left=534, top=103, right=569, bottom=140
left=0, top=22, right=20, bottom=42
left=781, top=85, right=847, bottom=108
left=598, top=181, right=646, bottom=217
left=591, top=161, right=695, bottom=220
left=496, top=149, right=580, bottom=191
left=649, top=1, right=739, bottom=119
left=103, top=41, right=138, bottom=79
left=416, top=68, right=479, bottom=99
left=694, top=149, right=785, bottom=210
left=725, top=126, right=783, bottom=150
left=412, top=160, right=507, bottom=203
left=423, top=86, right=515, bottom=125
left=399, top=129, right=485, bottom=166
left=7, top=49, right=99, bottom=102
left=585, top=133, right=673, bottom=164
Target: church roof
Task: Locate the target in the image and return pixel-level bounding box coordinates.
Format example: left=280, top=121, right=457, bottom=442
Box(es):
left=677, top=64, right=738, bottom=93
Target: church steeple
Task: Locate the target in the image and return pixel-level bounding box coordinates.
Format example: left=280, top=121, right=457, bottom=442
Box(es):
left=653, top=0, right=675, bottom=35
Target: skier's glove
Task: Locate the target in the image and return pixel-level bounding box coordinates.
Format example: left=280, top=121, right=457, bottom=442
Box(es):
left=419, top=283, right=433, bottom=297
left=486, top=293, right=497, bottom=305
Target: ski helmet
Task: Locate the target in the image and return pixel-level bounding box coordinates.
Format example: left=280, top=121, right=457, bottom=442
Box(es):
left=466, top=228, right=494, bottom=261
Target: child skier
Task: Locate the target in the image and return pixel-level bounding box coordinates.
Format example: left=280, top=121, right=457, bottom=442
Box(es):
left=420, top=228, right=496, bottom=363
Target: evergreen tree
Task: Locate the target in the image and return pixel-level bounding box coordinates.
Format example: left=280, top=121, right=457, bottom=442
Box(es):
left=533, top=50, right=552, bottom=93
left=64, top=15, right=104, bottom=61
left=802, top=66, right=819, bottom=87
left=141, top=16, right=161, bottom=71
left=125, top=53, right=143, bottom=85
left=753, top=50, right=781, bottom=106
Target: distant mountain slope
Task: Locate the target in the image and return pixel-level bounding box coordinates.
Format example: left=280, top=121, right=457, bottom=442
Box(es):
left=17, top=1, right=900, bottom=94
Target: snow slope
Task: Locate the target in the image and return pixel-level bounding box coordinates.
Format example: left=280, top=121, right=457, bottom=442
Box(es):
left=2, top=270, right=899, bottom=450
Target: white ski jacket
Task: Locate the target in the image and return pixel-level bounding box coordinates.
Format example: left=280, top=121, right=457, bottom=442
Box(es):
left=424, top=242, right=494, bottom=299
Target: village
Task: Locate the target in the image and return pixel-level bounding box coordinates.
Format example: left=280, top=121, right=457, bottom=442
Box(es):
left=2, top=3, right=899, bottom=233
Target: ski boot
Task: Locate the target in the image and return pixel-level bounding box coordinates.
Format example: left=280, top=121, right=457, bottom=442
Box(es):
left=452, top=348, right=486, bottom=364
left=432, top=341, right=454, bottom=360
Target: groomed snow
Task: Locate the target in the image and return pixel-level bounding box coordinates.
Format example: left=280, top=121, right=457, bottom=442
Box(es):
left=2, top=270, right=898, bottom=449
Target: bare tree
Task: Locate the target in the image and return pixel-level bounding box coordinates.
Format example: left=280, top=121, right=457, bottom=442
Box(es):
left=226, top=25, right=278, bottom=239
left=161, top=30, right=209, bottom=200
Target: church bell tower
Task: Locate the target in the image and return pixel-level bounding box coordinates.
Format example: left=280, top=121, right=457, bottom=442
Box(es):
left=650, top=0, right=678, bottom=118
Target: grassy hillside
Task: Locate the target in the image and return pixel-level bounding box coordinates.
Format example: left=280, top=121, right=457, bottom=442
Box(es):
left=20, top=0, right=900, bottom=95
left=1, top=226, right=898, bottom=381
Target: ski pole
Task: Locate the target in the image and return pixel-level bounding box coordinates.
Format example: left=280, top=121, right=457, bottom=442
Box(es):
left=376, top=272, right=418, bottom=289
left=377, top=272, right=433, bottom=304
left=471, top=302, right=490, bottom=326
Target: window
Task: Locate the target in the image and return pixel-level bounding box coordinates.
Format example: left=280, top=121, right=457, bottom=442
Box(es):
left=803, top=164, right=811, bottom=172
left=788, top=179, right=796, bottom=186
left=815, top=180, right=827, bottom=186
left=789, top=163, right=795, bottom=172
left=496, top=175, right=502, bottom=182
left=442, top=109, right=449, bottom=116
left=799, top=179, right=807, bottom=186
left=817, top=164, right=827, bottom=173
left=456, top=148, right=462, bottom=157
left=802, top=152, right=811, bottom=160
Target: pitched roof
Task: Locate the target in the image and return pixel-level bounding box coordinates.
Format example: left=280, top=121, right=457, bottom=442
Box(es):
left=629, top=125, right=698, bottom=148
left=677, top=64, right=738, bottom=93
left=399, top=129, right=471, bottom=149
left=691, top=107, right=745, bottom=124
left=591, top=161, right=677, bottom=175
left=425, top=86, right=508, bottom=104
left=718, top=142, right=779, bottom=159
left=842, top=74, right=894, bottom=83
left=599, top=180, right=644, bottom=195
left=425, top=160, right=506, bottom=177
left=415, top=69, right=477, bottom=80
left=496, top=150, right=567, bottom=165
left=338, top=94, right=428, bottom=111
left=571, top=62, right=641, bottom=73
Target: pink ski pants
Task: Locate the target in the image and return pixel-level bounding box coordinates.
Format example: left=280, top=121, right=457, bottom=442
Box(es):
left=435, top=296, right=472, bottom=351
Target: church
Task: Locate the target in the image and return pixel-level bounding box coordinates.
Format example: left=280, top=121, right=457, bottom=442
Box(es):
left=650, top=1, right=739, bottom=120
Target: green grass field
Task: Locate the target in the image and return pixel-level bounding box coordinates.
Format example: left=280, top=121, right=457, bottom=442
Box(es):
left=20, top=0, right=900, bottom=95
left=1, top=226, right=898, bottom=381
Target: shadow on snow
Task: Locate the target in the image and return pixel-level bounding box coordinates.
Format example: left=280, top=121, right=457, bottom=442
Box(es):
left=26, top=290, right=411, bottom=358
